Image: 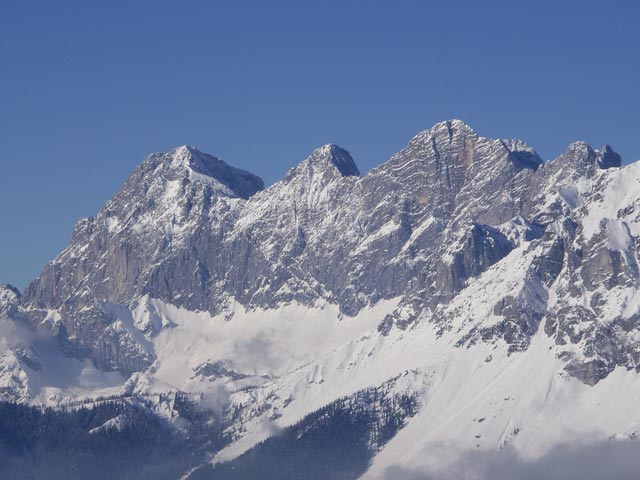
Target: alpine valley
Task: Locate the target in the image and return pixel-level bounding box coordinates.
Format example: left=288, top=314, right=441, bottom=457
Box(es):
left=3, top=120, right=640, bottom=479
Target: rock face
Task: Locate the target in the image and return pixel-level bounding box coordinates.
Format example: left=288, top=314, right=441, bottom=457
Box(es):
left=11, top=120, right=639, bottom=386
left=18, top=147, right=263, bottom=372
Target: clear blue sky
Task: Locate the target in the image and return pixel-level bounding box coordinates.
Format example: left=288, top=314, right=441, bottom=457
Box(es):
left=1, top=0, right=639, bottom=289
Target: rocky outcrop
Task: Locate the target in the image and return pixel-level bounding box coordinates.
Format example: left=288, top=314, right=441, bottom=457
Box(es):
left=0, top=284, right=20, bottom=316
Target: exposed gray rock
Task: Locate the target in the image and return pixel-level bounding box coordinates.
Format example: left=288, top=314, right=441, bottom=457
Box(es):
left=193, top=360, right=250, bottom=382
left=597, top=145, right=622, bottom=170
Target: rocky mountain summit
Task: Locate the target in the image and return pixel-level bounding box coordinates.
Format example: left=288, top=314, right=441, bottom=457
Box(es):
left=2, top=120, right=640, bottom=478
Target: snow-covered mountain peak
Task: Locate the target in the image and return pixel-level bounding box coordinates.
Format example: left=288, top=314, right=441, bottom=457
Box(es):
left=162, top=145, right=264, bottom=199
left=566, top=140, right=596, bottom=157
left=407, top=121, right=542, bottom=174
left=314, top=144, right=360, bottom=177
left=283, top=144, right=360, bottom=183
left=432, top=118, right=476, bottom=136
left=543, top=140, right=622, bottom=184
left=407, top=119, right=477, bottom=150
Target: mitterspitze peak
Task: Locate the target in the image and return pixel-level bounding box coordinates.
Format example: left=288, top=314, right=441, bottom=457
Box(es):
left=284, top=144, right=360, bottom=182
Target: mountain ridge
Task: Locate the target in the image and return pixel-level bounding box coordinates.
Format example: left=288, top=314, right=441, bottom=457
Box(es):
left=12, top=119, right=629, bottom=376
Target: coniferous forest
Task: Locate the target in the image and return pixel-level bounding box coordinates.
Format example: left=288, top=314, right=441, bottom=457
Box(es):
left=0, top=400, right=217, bottom=480
left=191, top=387, right=418, bottom=480
left=0, top=386, right=417, bottom=480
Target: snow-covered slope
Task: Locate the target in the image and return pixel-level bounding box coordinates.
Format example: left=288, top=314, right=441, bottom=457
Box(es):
left=3, top=120, right=640, bottom=478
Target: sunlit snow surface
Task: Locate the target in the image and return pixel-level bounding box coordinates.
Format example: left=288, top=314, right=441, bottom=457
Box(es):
left=8, top=294, right=640, bottom=478
left=0, top=316, right=125, bottom=404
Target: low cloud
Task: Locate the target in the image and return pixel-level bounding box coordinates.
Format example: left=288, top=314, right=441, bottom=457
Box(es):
left=199, top=383, right=231, bottom=413
left=231, top=331, right=283, bottom=373
left=379, top=439, right=640, bottom=480
left=0, top=315, right=35, bottom=349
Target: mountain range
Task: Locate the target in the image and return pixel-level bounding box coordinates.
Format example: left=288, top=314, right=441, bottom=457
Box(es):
left=2, top=119, right=640, bottom=479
